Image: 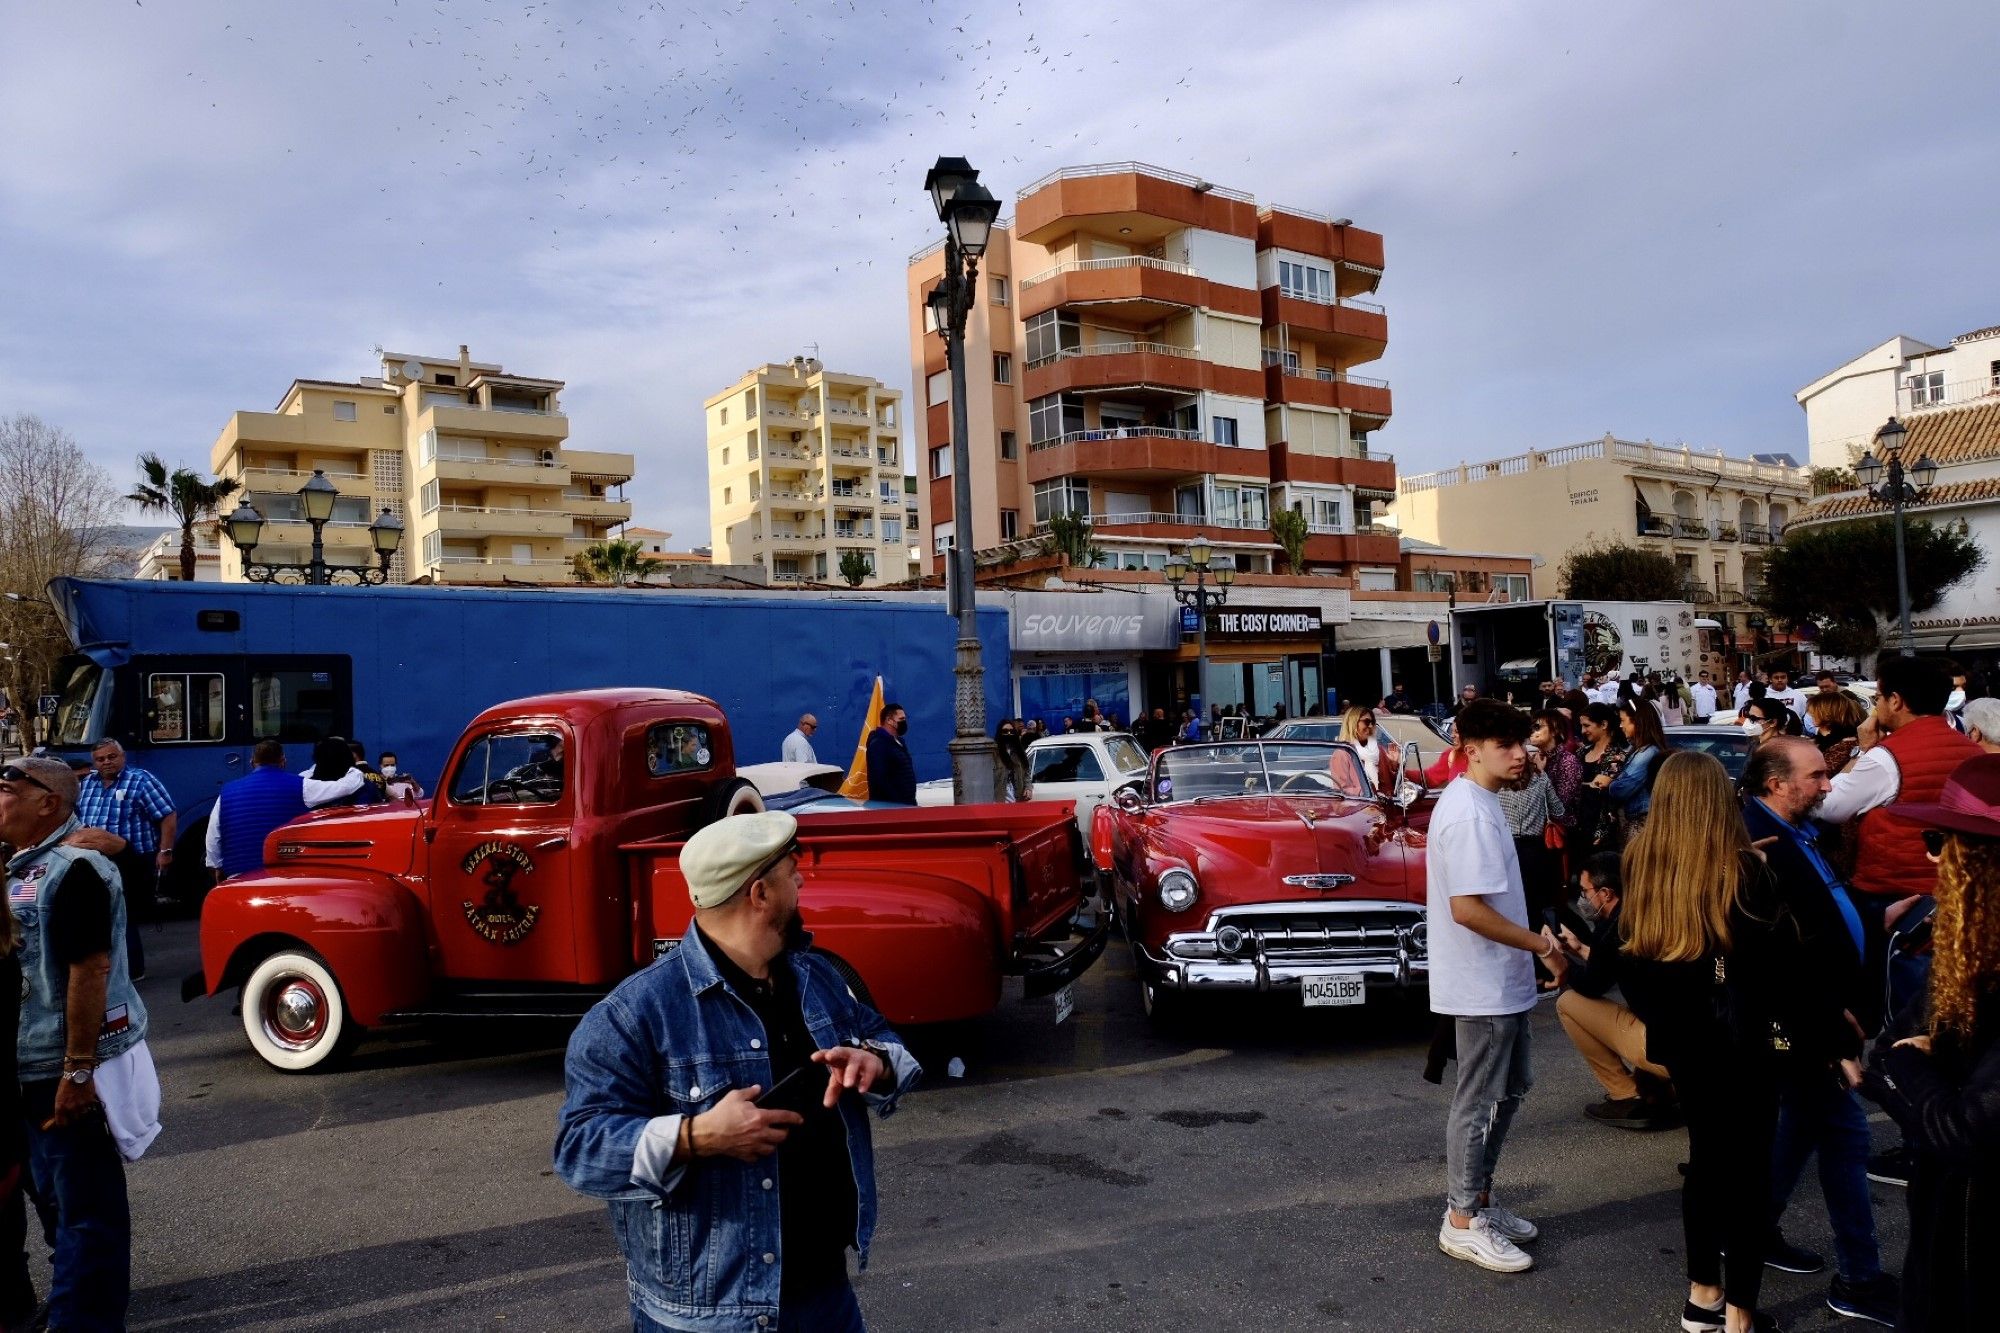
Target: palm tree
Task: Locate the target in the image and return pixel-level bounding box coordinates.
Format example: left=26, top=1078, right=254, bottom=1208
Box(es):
left=572, top=538, right=663, bottom=585
left=127, top=453, right=240, bottom=581
left=1271, top=508, right=1309, bottom=574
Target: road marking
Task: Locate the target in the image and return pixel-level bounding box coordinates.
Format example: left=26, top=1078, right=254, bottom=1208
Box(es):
left=130, top=1255, right=624, bottom=1331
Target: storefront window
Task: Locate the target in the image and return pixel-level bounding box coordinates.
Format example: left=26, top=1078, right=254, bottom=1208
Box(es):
left=1017, top=660, right=1131, bottom=734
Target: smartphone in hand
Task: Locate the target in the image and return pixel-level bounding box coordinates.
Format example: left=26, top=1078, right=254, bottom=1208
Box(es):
left=753, top=1066, right=823, bottom=1117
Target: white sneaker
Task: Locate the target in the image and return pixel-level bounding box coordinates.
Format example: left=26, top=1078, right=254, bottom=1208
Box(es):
left=1477, top=1201, right=1538, bottom=1243
left=1437, top=1212, right=1533, bottom=1272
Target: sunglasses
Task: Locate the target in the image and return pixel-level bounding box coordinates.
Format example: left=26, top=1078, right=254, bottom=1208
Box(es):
left=0, top=766, right=52, bottom=795
left=1922, top=829, right=1949, bottom=857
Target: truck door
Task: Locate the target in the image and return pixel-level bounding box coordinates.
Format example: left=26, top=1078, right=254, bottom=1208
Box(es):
left=428, top=725, right=580, bottom=983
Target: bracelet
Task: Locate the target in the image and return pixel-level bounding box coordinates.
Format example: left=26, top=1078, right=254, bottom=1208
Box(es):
left=61, top=1056, right=99, bottom=1068
left=680, top=1115, right=697, bottom=1161
left=1537, top=938, right=1557, bottom=959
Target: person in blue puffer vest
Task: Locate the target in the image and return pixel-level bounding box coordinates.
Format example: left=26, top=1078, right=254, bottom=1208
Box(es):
left=202, top=740, right=368, bottom=883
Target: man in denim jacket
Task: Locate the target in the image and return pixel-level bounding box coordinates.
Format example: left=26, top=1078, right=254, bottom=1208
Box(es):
left=556, top=810, right=920, bottom=1332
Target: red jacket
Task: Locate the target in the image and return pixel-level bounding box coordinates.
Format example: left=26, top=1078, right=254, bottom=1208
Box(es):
left=1851, top=715, right=1980, bottom=898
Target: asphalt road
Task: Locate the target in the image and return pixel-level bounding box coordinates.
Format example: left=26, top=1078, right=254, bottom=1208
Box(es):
left=105, top=920, right=1909, bottom=1331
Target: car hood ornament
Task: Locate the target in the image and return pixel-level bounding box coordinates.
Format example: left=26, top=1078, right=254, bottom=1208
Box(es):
left=1282, top=873, right=1357, bottom=890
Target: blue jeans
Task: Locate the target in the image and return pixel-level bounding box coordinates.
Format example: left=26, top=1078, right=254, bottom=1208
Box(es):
left=632, top=1279, right=865, bottom=1332
left=1769, top=1070, right=1881, bottom=1282
left=1445, top=1013, right=1534, bottom=1214
left=21, top=1079, right=130, bottom=1332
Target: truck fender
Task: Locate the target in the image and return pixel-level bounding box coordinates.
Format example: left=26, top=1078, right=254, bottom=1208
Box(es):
left=199, top=870, right=431, bottom=1027
left=799, top=870, right=1003, bottom=1027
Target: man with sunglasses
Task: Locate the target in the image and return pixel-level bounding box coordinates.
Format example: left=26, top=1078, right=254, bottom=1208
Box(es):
left=1, top=755, right=156, bottom=1332
left=781, top=714, right=820, bottom=765
left=556, top=811, right=920, bottom=1331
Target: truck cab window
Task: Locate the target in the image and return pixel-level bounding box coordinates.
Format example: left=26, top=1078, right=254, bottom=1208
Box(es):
left=147, top=672, right=225, bottom=744
left=645, top=723, right=713, bottom=776
left=450, top=731, right=565, bottom=806
left=1032, top=745, right=1102, bottom=784
left=50, top=660, right=104, bottom=747
left=251, top=668, right=343, bottom=742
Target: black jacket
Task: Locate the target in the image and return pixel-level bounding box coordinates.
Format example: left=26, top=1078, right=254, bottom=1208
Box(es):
left=1864, top=1005, right=2000, bottom=1331
left=864, top=727, right=917, bottom=806
left=1563, top=908, right=1624, bottom=1001
left=1741, top=797, right=1872, bottom=1038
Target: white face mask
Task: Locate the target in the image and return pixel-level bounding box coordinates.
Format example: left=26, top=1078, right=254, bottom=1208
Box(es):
left=381, top=764, right=398, bottom=776
left=1742, top=719, right=1764, bottom=734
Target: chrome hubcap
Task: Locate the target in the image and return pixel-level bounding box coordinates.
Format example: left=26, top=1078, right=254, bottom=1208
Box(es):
left=265, top=977, right=327, bottom=1049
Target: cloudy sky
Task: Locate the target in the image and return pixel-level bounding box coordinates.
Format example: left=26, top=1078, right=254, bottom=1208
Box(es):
left=3, top=0, right=1996, bottom=543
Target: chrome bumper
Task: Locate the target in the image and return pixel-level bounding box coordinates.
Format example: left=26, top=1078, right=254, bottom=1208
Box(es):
left=1137, top=898, right=1429, bottom=994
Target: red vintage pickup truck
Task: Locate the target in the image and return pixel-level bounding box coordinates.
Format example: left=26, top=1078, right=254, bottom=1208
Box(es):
left=185, top=689, right=1105, bottom=1071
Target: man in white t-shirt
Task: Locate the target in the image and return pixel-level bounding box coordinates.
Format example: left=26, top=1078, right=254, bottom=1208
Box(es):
left=1734, top=672, right=1754, bottom=712
left=1593, top=671, right=1622, bottom=706
left=1762, top=668, right=1817, bottom=737
left=780, top=714, right=819, bottom=765
left=1690, top=672, right=1718, bottom=720
left=1427, top=699, right=1568, bottom=1274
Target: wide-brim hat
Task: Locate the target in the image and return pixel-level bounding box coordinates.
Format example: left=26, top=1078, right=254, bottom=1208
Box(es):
left=1886, top=754, right=2000, bottom=840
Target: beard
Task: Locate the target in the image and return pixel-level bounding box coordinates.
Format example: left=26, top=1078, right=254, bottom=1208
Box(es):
left=781, top=907, right=812, bottom=953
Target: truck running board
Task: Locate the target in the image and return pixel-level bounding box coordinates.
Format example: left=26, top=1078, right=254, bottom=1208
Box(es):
left=382, top=991, right=610, bottom=1022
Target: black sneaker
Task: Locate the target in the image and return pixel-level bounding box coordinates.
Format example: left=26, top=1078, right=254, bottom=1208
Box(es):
left=1865, top=1146, right=1913, bottom=1187
left=1584, top=1096, right=1667, bottom=1128
left=1765, top=1230, right=1825, bottom=1274
left=1680, top=1299, right=1724, bottom=1332
left=1826, top=1273, right=1898, bottom=1325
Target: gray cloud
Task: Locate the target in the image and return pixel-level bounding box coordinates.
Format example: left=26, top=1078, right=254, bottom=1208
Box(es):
left=2, top=0, right=1996, bottom=543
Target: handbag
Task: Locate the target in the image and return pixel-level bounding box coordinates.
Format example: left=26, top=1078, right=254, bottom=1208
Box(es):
left=1542, top=822, right=1566, bottom=851
left=1710, top=953, right=1793, bottom=1057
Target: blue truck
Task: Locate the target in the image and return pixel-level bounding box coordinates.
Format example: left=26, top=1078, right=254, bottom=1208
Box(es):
left=44, top=578, right=1009, bottom=895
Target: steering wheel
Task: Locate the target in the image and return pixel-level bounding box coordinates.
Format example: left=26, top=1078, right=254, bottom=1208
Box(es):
left=1280, top=771, right=1338, bottom=795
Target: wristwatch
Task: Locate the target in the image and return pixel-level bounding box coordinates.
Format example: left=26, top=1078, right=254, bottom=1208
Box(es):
left=62, top=1066, right=93, bottom=1086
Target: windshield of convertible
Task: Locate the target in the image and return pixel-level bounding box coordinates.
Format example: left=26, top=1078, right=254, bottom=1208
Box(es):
left=1151, top=742, right=1369, bottom=804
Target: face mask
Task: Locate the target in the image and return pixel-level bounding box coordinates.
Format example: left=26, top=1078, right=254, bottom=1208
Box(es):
left=1575, top=892, right=1605, bottom=923
left=1742, top=719, right=1764, bottom=734
left=893, top=718, right=908, bottom=736
left=381, top=764, right=397, bottom=777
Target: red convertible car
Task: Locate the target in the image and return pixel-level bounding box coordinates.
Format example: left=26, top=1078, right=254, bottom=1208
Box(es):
left=1091, top=740, right=1432, bottom=1021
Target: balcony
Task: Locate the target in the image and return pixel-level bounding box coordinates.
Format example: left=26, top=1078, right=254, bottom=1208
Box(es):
left=1256, top=207, right=1387, bottom=286
left=1637, top=515, right=1674, bottom=538
left=1680, top=581, right=1717, bottom=606
left=833, top=524, right=876, bottom=540
left=563, top=449, right=636, bottom=481
left=252, top=520, right=379, bottom=552
left=1302, top=531, right=1402, bottom=566
left=1401, top=437, right=1811, bottom=495
left=1023, top=341, right=1207, bottom=399
left=1017, top=255, right=1257, bottom=322
left=1716, top=584, right=1745, bottom=604
left=435, top=556, right=575, bottom=584
left=1267, top=443, right=1395, bottom=492
left=1901, top=374, right=2000, bottom=415
left=1262, top=364, right=1393, bottom=419
left=432, top=504, right=573, bottom=538
left=420, top=402, right=570, bottom=443
left=1260, top=288, right=1388, bottom=359
left=1674, top=518, right=1710, bottom=539
left=1716, top=523, right=1740, bottom=542
left=1026, top=428, right=1270, bottom=484
left=1052, top=512, right=1273, bottom=544
left=239, top=466, right=369, bottom=493
left=1014, top=162, right=1258, bottom=247
left=213, top=410, right=373, bottom=464
left=562, top=496, right=634, bottom=522
left=431, top=453, right=570, bottom=487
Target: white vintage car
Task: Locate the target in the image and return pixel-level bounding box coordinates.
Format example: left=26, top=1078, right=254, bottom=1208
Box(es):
left=918, top=731, right=1152, bottom=839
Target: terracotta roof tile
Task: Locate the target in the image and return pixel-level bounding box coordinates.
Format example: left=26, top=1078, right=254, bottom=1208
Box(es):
left=1801, top=474, right=2000, bottom=522
left=1896, top=398, right=2000, bottom=466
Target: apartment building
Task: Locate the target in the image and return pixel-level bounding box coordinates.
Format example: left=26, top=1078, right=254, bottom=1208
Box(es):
left=207, top=346, right=636, bottom=584
left=904, top=161, right=1397, bottom=582
left=1395, top=435, right=1812, bottom=612
left=1797, top=324, right=2000, bottom=469
left=704, top=357, right=907, bottom=586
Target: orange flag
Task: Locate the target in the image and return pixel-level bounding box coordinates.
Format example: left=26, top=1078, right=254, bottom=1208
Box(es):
left=838, top=675, right=885, bottom=801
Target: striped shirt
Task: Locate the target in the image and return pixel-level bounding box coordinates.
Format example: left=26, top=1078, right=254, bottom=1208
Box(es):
left=74, top=765, right=176, bottom=854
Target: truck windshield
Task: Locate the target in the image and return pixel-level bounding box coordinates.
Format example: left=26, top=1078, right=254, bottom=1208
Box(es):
left=49, top=658, right=104, bottom=747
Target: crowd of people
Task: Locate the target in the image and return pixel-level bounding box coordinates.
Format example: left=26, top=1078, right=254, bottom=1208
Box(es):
left=1425, top=654, right=1998, bottom=1332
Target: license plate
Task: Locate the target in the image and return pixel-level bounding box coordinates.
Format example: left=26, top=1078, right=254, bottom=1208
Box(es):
left=1053, top=983, right=1075, bottom=1025
left=1302, top=973, right=1367, bottom=1007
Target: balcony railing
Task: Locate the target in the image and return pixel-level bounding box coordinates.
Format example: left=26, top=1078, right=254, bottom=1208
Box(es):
left=1018, top=161, right=1255, bottom=203
left=1019, top=254, right=1199, bottom=291
left=1901, top=375, right=2000, bottom=415
left=435, top=452, right=561, bottom=470
left=1272, top=288, right=1387, bottom=313
left=242, top=466, right=365, bottom=486
left=1024, top=340, right=1195, bottom=371
left=438, top=503, right=552, bottom=516
left=1262, top=359, right=1391, bottom=388
left=833, top=526, right=875, bottom=539
left=1674, top=518, right=1710, bottom=538
left=1058, top=510, right=1272, bottom=531
left=1717, top=584, right=1744, bottom=603
left=438, top=556, right=572, bottom=570
left=1680, top=582, right=1716, bottom=606
left=1638, top=516, right=1674, bottom=538
left=1028, top=424, right=1204, bottom=452
left=1716, top=523, right=1740, bottom=542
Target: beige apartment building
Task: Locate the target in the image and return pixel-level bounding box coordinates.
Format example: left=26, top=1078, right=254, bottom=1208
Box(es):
left=904, top=161, right=1397, bottom=582
left=1394, top=435, right=1812, bottom=610
left=704, top=357, right=907, bottom=586
left=208, top=346, right=636, bottom=584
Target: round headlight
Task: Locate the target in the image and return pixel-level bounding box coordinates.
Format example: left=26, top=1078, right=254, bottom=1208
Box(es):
left=1158, top=868, right=1198, bottom=913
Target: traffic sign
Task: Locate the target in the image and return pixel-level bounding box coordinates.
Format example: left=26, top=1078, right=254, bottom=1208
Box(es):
left=37, top=694, right=58, bottom=718
left=1179, top=605, right=1199, bottom=634
left=1426, top=644, right=1443, bottom=663
left=1426, top=620, right=1441, bottom=645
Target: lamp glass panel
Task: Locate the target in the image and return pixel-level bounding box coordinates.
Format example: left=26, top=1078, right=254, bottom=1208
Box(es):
left=299, top=471, right=339, bottom=523
left=1854, top=451, right=1883, bottom=489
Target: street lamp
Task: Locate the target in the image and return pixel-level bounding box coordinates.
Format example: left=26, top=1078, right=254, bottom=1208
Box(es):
left=924, top=155, right=1005, bottom=802
left=221, top=469, right=405, bottom=585
left=1853, top=416, right=1938, bottom=657
left=1165, top=535, right=1233, bottom=733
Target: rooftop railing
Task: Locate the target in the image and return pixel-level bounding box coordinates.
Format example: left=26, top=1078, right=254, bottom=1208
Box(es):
left=1017, top=161, right=1255, bottom=203
left=1401, top=435, right=1811, bottom=494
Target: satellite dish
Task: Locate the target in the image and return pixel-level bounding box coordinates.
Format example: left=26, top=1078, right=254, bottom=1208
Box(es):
left=400, top=359, right=425, bottom=382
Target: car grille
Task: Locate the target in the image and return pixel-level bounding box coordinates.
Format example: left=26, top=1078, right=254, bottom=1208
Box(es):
left=1208, top=903, right=1425, bottom=963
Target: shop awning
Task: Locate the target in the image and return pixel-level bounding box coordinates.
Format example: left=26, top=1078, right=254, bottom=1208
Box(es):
left=1632, top=478, right=1671, bottom=512
left=1333, top=617, right=1442, bottom=653
left=1007, top=589, right=1180, bottom=652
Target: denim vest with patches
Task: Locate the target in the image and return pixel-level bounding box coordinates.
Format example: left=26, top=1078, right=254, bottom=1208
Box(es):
left=7, top=816, right=148, bottom=1079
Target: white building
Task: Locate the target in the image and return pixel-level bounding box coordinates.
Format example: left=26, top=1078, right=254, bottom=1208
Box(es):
left=1797, top=325, right=2000, bottom=469
left=133, top=521, right=223, bottom=581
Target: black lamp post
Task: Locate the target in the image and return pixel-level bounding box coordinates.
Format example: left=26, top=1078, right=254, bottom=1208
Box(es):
left=1853, top=416, right=1938, bottom=657
left=222, top=469, right=405, bottom=585
left=1165, top=535, right=1235, bottom=733
left=924, top=155, right=1004, bottom=803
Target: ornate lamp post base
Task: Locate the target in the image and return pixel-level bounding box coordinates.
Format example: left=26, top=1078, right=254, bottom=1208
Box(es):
left=949, top=630, right=997, bottom=804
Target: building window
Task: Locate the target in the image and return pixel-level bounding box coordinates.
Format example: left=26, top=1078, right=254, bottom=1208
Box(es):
left=1000, top=509, right=1019, bottom=540
left=422, top=530, right=442, bottom=566
left=926, top=369, right=949, bottom=405
left=1032, top=477, right=1090, bottom=525
left=744, top=388, right=757, bottom=416
left=1212, top=416, right=1239, bottom=446
left=883, top=518, right=902, bottom=543
left=1278, top=259, right=1335, bottom=302
left=1024, top=310, right=1081, bottom=365
left=1495, top=574, right=1530, bottom=602
left=1213, top=484, right=1267, bottom=527
left=333, top=400, right=358, bottom=422
left=930, top=445, right=952, bottom=479
left=1000, top=429, right=1018, bottom=460
left=1261, top=347, right=1302, bottom=374
left=1028, top=393, right=1085, bottom=445
left=747, top=437, right=759, bottom=461
left=420, top=428, right=437, bottom=464
left=993, top=353, right=1012, bottom=384
left=922, top=294, right=941, bottom=334
left=990, top=275, right=1009, bottom=306
left=721, top=448, right=730, bottom=466
left=420, top=480, right=439, bottom=514
left=933, top=522, right=955, bottom=554
left=383, top=404, right=398, bottom=414
left=723, top=486, right=732, bottom=504
left=720, top=406, right=729, bottom=425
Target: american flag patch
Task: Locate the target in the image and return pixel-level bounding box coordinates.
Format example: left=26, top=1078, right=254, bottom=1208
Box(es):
left=100, top=1005, right=130, bottom=1037
left=6, top=876, right=35, bottom=908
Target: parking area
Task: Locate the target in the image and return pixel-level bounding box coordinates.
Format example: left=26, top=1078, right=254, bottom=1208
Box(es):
left=116, top=921, right=1904, bottom=1330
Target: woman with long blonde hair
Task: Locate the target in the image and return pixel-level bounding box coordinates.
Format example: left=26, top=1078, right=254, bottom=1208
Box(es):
left=1337, top=705, right=1398, bottom=795
left=1614, top=751, right=1847, bottom=1333
left=1865, top=755, right=2000, bottom=1330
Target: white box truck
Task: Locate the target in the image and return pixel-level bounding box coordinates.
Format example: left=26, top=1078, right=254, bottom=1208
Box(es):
left=1451, top=600, right=1711, bottom=699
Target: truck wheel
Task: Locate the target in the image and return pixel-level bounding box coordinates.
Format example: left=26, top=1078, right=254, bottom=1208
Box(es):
left=817, top=950, right=877, bottom=1011
left=241, top=950, right=357, bottom=1073
left=702, top=777, right=765, bottom=825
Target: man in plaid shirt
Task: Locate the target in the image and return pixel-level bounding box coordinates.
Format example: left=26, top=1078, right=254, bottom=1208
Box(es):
left=72, top=740, right=175, bottom=981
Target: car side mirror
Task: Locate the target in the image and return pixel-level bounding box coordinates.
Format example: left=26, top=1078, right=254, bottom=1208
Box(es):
left=1397, top=746, right=1427, bottom=809
left=1114, top=783, right=1144, bottom=813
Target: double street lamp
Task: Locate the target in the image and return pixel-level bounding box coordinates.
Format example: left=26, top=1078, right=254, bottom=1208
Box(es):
left=1165, top=535, right=1235, bottom=734
left=1854, top=416, right=1938, bottom=658
left=923, top=155, right=1004, bottom=803
left=222, top=469, right=405, bottom=585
